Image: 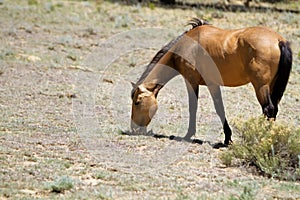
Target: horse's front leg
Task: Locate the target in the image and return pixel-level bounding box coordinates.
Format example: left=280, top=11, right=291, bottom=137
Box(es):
left=183, top=80, right=199, bottom=141
left=208, top=85, right=232, bottom=145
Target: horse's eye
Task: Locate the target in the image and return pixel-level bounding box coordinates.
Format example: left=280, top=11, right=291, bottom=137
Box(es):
left=134, top=96, right=143, bottom=105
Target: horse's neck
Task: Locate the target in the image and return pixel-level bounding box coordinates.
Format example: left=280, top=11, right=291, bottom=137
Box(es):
left=142, top=52, right=178, bottom=90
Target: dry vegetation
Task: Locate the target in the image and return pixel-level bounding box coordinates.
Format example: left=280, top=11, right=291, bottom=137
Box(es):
left=0, top=0, right=299, bottom=199
left=220, top=117, right=300, bottom=181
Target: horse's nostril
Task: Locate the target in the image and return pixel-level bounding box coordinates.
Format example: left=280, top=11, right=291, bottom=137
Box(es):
left=135, top=101, right=140, bottom=105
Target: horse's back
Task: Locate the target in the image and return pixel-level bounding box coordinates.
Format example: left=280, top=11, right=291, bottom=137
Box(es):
left=186, top=26, right=250, bottom=86
left=185, top=25, right=285, bottom=87
left=190, top=25, right=284, bottom=59
left=238, top=26, right=285, bottom=46
left=238, top=26, right=284, bottom=59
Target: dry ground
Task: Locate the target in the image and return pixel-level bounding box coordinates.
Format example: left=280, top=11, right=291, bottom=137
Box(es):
left=0, top=0, right=299, bottom=199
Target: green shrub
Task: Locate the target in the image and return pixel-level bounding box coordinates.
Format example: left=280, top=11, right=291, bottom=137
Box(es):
left=28, top=0, right=38, bottom=6
left=220, top=117, right=300, bottom=181
left=49, top=176, right=74, bottom=193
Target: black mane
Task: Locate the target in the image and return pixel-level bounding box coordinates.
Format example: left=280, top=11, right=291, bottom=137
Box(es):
left=131, top=18, right=209, bottom=98
left=134, top=33, right=184, bottom=86
left=188, top=18, right=209, bottom=29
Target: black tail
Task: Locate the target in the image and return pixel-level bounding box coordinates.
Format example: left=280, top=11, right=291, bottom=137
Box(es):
left=271, top=41, right=292, bottom=109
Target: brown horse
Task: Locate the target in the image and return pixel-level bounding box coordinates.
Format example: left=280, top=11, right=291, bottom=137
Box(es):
left=131, top=18, right=292, bottom=145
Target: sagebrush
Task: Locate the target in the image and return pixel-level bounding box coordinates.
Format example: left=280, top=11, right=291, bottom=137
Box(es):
left=220, top=117, right=300, bottom=181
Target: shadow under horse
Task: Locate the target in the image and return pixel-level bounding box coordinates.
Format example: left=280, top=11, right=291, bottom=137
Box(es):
left=121, top=130, right=228, bottom=148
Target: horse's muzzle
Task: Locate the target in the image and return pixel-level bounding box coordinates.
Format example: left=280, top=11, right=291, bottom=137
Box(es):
left=131, top=121, right=147, bottom=135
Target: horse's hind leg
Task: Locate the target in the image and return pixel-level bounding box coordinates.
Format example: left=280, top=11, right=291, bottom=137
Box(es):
left=253, top=84, right=275, bottom=119
left=248, top=58, right=277, bottom=119
left=208, top=85, right=232, bottom=145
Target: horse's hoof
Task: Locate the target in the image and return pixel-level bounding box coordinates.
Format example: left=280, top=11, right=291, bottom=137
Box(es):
left=169, top=135, right=175, bottom=140
left=170, top=135, right=185, bottom=141
left=183, top=137, right=192, bottom=142
left=213, top=142, right=228, bottom=149
left=224, top=139, right=233, bottom=146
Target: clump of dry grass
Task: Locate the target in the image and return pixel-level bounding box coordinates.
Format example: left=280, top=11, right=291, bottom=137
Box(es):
left=48, top=176, right=74, bottom=193
left=220, top=116, right=300, bottom=181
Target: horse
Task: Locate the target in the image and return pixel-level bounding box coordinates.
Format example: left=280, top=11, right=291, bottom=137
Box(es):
left=130, top=18, right=292, bottom=145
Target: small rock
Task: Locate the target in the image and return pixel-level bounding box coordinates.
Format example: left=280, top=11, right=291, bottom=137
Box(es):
left=27, top=55, right=41, bottom=62
left=66, top=93, right=76, bottom=99
left=103, top=78, right=113, bottom=84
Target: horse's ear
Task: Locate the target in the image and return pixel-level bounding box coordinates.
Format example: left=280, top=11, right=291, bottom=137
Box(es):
left=153, top=84, right=163, bottom=97
left=131, top=82, right=136, bottom=88
left=147, top=84, right=163, bottom=97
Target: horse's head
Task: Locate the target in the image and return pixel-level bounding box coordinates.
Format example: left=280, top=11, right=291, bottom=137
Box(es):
left=131, top=83, right=161, bottom=135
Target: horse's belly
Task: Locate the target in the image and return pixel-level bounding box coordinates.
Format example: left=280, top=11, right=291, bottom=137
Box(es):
left=222, top=74, right=250, bottom=86
left=215, top=60, right=250, bottom=87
